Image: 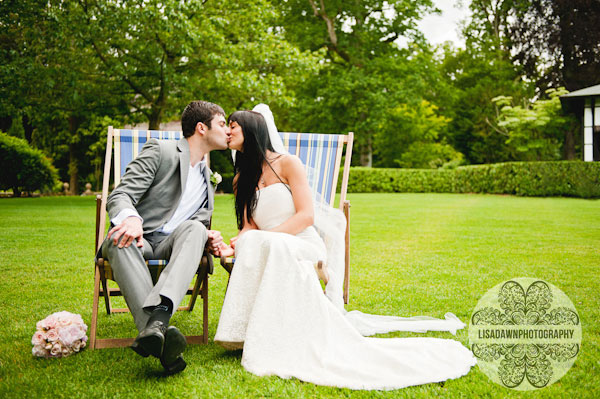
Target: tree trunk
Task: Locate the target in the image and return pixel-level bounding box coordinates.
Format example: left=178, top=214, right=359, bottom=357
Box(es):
left=149, top=106, right=163, bottom=130
left=359, top=135, right=372, bottom=167
left=564, top=127, right=575, bottom=160
left=22, top=115, right=34, bottom=143
left=68, top=116, right=79, bottom=195
left=68, top=142, right=78, bottom=195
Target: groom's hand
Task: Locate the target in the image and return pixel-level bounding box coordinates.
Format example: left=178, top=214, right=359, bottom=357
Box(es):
left=108, top=216, right=144, bottom=249
left=207, top=230, right=224, bottom=255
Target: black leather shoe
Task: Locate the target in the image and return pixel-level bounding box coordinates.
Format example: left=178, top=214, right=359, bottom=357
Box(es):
left=130, top=340, right=149, bottom=358
left=161, top=355, right=187, bottom=375
left=133, top=320, right=167, bottom=358
left=160, top=326, right=187, bottom=367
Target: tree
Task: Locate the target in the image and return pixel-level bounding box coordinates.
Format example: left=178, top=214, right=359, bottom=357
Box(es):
left=493, top=88, right=579, bottom=160
left=510, top=0, right=600, bottom=91
left=274, top=0, right=439, bottom=166
left=461, top=0, right=517, bottom=54
left=373, top=100, right=454, bottom=168
left=72, top=0, right=316, bottom=128
left=438, top=44, right=533, bottom=164
left=435, top=0, right=536, bottom=164
left=0, top=0, right=129, bottom=193
left=1, top=0, right=316, bottom=192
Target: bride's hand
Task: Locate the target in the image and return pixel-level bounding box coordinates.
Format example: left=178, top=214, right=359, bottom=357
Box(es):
left=232, top=224, right=258, bottom=248
left=218, top=242, right=235, bottom=257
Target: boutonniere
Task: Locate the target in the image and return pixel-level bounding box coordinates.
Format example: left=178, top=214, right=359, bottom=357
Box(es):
left=210, top=171, right=222, bottom=188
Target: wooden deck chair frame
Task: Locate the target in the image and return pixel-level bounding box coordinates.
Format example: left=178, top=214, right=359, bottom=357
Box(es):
left=221, top=131, right=354, bottom=304
left=90, top=127, right=211, bottom=350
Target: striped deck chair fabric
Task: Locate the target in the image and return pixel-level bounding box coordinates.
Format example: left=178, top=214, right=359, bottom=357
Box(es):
left=113, top=129, right=183, bottom=186
left=279, top=132, right=347, bottom=208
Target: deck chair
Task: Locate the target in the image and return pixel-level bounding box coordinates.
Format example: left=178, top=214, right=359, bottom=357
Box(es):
left=221, top=132, right=354, bottom=304
left=90, top=127, right=212, bottom=349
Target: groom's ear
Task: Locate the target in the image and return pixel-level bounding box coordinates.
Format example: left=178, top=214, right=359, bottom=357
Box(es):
left=195, top=122, right=206, bottom=136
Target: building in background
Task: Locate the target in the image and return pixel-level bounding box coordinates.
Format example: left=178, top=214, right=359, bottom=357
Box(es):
left=561, top=84, right=600, bottom=161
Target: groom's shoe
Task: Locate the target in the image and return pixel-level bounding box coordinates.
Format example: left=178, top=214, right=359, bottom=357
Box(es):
left=132, top=320, right=167, bottom=358
left=160, top=326, right=187, bottom=364
left=160, top=326, right=187, bottom=372
left=161, top=355, right=187, bottom=375
left=130, top=340, right=149, bottom=358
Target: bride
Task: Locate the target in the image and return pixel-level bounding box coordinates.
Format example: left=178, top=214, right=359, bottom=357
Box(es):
left=214, top=105, right=476, bottom=390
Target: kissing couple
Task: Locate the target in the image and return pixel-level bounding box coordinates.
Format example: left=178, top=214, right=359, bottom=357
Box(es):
left=100, top=100, right=476, bottom=389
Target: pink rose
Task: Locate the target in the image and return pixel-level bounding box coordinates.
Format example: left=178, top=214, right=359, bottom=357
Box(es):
left=32, top=345, right=49, bottom=358
left=50, top=343, right=62, bottom=357
left=72, top=341, right=81, bottom=352
left=68, top=325, right=85, bottom=341
left=46, top=328, right=59, bottom=342
left=56, top=314, right=71, bottom=327
left=43, top=315, right=58, bottom=330
left=61, top=347, right=71, bottom=356
left=72, top=314, right=84, bottom=325
left=58, top=328, right=74, bottom=347
left=44, top=342, right=53, bottom=350
left=80, top=340, right=87, bottom=348
left=31, top=330, right=46, bottom=346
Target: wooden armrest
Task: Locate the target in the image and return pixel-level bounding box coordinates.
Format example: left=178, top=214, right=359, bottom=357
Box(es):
left=220, top=255, right=234, bottom=274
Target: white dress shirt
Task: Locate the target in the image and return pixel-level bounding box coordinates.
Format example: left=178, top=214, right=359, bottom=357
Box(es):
left=111, top=160, right=208, bottom=234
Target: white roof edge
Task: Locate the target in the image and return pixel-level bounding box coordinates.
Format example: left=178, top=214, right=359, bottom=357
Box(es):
left=561, top=84, right=600, bottom=98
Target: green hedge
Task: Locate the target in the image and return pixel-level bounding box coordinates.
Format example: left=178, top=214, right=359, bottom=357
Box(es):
left=0, top=132, right=59, bottom=196
left=341, top=162, right=600, bottom=198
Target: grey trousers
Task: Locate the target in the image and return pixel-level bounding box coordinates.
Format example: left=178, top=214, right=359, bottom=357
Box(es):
left=102, top=220, right=208, bottom=331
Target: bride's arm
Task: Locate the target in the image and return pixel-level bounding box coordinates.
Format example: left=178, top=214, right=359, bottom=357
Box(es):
left=268, top=155, right=314, bottom=235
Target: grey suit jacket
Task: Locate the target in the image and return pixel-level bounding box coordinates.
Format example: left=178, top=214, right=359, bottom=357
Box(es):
left=107, top=138, right=214, bottom=234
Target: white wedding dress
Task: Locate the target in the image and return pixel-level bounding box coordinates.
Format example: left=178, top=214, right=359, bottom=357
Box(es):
left=214, top=182, right=476, bottom=390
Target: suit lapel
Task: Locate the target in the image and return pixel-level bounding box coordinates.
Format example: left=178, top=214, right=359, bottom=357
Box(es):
left=178, top=139, right=190, bottom=195
left=203, top=159, right=214, bottom=210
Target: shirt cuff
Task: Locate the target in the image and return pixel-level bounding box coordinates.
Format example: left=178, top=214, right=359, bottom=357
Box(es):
left=112, top=208, right=143, bottom=226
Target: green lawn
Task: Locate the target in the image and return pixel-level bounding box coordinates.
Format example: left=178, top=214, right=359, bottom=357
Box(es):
left=0, top=194, right=598, bottom=398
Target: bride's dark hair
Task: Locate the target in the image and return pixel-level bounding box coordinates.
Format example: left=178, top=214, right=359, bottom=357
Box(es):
left=228, top=110, right=275, bottom=230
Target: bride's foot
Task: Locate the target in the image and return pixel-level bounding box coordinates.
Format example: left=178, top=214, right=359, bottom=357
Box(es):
left=314, top=260, right=329, bottom=285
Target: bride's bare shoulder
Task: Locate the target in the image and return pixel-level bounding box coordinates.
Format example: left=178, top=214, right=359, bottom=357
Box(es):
left=279, top=153, right=303, bottom=168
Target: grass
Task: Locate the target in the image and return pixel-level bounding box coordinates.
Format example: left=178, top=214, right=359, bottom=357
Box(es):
left=0, top=193, right=598, bottom=398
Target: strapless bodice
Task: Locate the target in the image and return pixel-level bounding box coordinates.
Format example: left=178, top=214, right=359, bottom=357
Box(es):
left=253, top=183, right=324, bottom=248
left=253, top=183, right=295, bottom=230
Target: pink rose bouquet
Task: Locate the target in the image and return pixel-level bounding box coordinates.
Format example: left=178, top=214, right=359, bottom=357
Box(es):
left=32, top=311, right=88, bottom=358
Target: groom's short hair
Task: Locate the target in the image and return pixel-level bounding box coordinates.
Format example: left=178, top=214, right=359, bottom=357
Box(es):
left=181, top=100, right=225, bottom=138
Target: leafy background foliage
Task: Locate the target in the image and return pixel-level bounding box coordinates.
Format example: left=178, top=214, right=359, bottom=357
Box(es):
left=0, top=0, right=598, bottom=194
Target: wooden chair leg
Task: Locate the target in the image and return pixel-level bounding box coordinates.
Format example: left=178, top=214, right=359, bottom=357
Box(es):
left=343, top=200, right=350, bottom=304
left=101, top=275, right=112, bottom=315
left=90, top=264, right=101, bottom=350
left=202, top=274, right=208, bottom=344
left=187, top=261, right=205, bottom=312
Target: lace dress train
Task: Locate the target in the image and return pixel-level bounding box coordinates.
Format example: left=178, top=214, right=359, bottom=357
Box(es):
left=214, top=183, right=476, bottom=390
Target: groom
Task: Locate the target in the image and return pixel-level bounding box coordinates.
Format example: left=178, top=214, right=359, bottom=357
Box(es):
left=101, top=100, right=229, bottom=374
